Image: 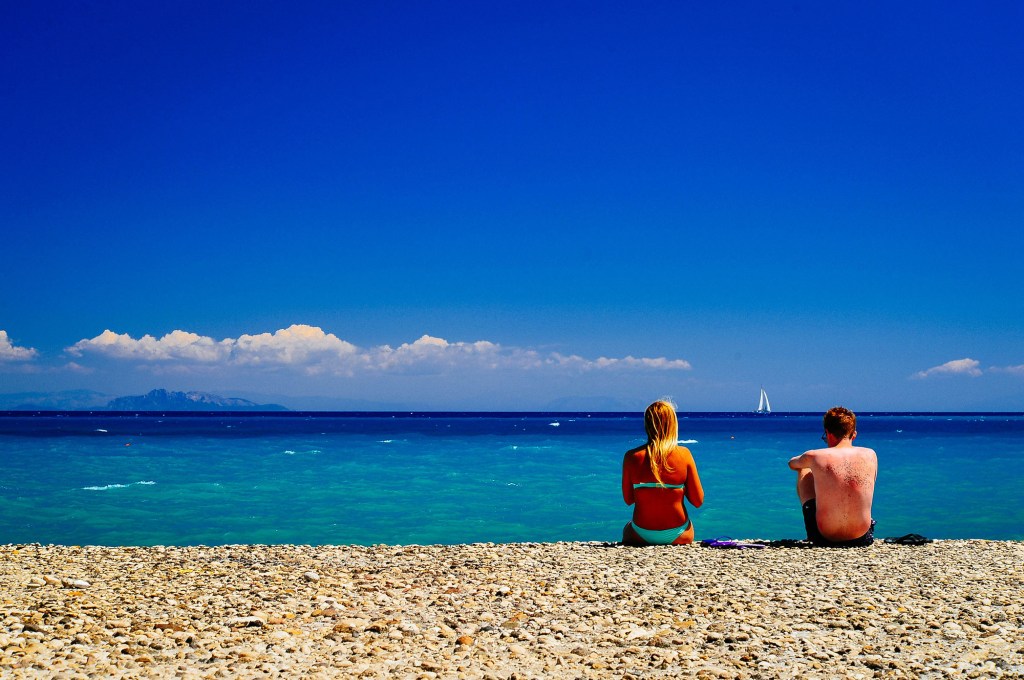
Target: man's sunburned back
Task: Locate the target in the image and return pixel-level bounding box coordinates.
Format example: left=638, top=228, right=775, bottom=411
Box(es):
left=805, top=444, right=877, bottom=540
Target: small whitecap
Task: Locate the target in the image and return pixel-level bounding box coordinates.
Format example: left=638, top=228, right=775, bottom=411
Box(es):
left=283, top=450, right=297, bottom=455
left=82, top=483, right=128, bottom=491
left=94, top=428, right=108, bottom=433
left=378, top=439, right=394, bottom=444
left=548, top=422, right=560, bottom=427
left=679, top=439, right=699, bottom=444
left=84, top=480, right=154, bottom=491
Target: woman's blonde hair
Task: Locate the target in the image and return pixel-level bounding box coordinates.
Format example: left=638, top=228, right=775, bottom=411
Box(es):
left=643, top=400, right=679, bottom=485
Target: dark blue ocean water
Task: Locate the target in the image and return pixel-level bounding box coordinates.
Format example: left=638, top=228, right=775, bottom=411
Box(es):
left=1, top=412, right=1021, bottom=545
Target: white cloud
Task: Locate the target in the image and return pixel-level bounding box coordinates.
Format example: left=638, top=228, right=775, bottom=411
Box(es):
left=66, top=326, right=693, bottom=376
left=989, top=364, right=1024, bottom=376
left=68, top=329, right=232, bottom=362
left=371, top=335, right=508, bottom=372
left=591, top=356, right=692, bottom=370
left=0, top=330, right=38, bottom=361
left=232, top=325, right=358, bottom=367
left=912, top=358, right=983, bottom=379
left=538, top=353, right=691, bottom=371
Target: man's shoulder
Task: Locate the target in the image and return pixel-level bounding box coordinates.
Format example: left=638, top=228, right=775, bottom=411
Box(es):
left=837, top=446, right=878, bottom=471
left=813, top=447, right=874, bottom=467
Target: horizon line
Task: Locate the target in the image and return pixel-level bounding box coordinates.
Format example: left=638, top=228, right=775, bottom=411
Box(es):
left=2, top=410, right=1022, bottom=417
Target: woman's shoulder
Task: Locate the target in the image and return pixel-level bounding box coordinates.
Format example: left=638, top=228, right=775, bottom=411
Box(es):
left=669, top=445, right=694, bottom=462
left=624, top=445, right=648, bottom=462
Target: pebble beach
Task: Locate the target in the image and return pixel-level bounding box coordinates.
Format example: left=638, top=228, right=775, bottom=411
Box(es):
left=2, top=540, right=1022, bottom=678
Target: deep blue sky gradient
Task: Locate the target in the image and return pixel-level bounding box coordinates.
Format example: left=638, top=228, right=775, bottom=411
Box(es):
left=2, top=2, right=1023, bottom=410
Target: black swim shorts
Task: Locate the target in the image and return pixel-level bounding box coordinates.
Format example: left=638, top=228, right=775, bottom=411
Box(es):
left=802, top=498, right=875, bottom=547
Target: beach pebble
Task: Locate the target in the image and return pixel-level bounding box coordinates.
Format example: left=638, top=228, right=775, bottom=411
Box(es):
left=1, top=540, right=1020, bottom=678
left=302, top=571, right=320, bottom=582
left=61, top=578, right=91, bottom=588
left=226, top=616, right=265, bottom=628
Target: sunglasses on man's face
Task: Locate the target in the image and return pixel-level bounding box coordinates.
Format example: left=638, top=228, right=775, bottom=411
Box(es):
left=821, top=432, right=829, bottom=443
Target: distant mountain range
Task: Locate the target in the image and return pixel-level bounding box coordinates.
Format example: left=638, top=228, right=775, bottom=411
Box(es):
left=0, top=389, right=114, bottom=411
left=1, top=389, right=287, bottom=411
left=106, top=389, right=288, bottom=411
left=542, top=395, right=639, bottom=411
left=0, top=389, right=640, bottom=412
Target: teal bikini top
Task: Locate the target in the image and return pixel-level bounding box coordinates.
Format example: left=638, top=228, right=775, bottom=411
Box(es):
left=632, top=482, right=686, bottom=489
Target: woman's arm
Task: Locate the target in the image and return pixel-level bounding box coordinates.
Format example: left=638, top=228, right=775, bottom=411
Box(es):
left=685, top=452, right=704, bottom=508
left=622, top=453, right=635, bottom=506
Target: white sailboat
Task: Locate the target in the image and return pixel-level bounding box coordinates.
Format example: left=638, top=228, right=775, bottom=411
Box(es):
left=756, top=386, right=771, bottom=414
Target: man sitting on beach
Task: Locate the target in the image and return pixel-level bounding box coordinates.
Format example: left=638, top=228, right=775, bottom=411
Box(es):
left=788, top=406, right=877, bottom=547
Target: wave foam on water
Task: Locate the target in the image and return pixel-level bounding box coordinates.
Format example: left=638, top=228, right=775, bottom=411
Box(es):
left=82, top=481, right=156, bottom=491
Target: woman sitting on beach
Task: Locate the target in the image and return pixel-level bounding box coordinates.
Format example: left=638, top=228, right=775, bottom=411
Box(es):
left=622, top=400, right=704, bottom=545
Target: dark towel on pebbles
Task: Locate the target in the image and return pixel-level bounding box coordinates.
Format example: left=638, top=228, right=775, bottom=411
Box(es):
left=883, top=534, right=933, bottom=545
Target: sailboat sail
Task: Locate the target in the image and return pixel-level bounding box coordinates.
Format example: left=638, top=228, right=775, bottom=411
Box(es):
left=757, top=387, right=771, bottom=414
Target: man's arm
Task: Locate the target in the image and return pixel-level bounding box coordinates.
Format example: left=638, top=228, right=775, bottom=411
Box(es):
left=788, top=451, right=815, bottom=471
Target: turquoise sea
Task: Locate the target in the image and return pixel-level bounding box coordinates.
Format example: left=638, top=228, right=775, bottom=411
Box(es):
left=1, top=412, right=1021, bottom=546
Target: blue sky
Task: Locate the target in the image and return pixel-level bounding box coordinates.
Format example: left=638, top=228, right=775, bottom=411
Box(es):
left=2, top=2, right=1023, bottom=411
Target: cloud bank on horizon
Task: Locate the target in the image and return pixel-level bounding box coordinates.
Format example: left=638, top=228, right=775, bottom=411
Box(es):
left=3, top=327, right=1022, bottom=411
left=0, top=331, right=38, bottom=361
left=908, top=358, right=1024, bottom=380
left=912, top=358, right=984, bottom=379
left=59, top=324, right=693, bottom=376
left=3, top=328, right=1022, bottom=384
